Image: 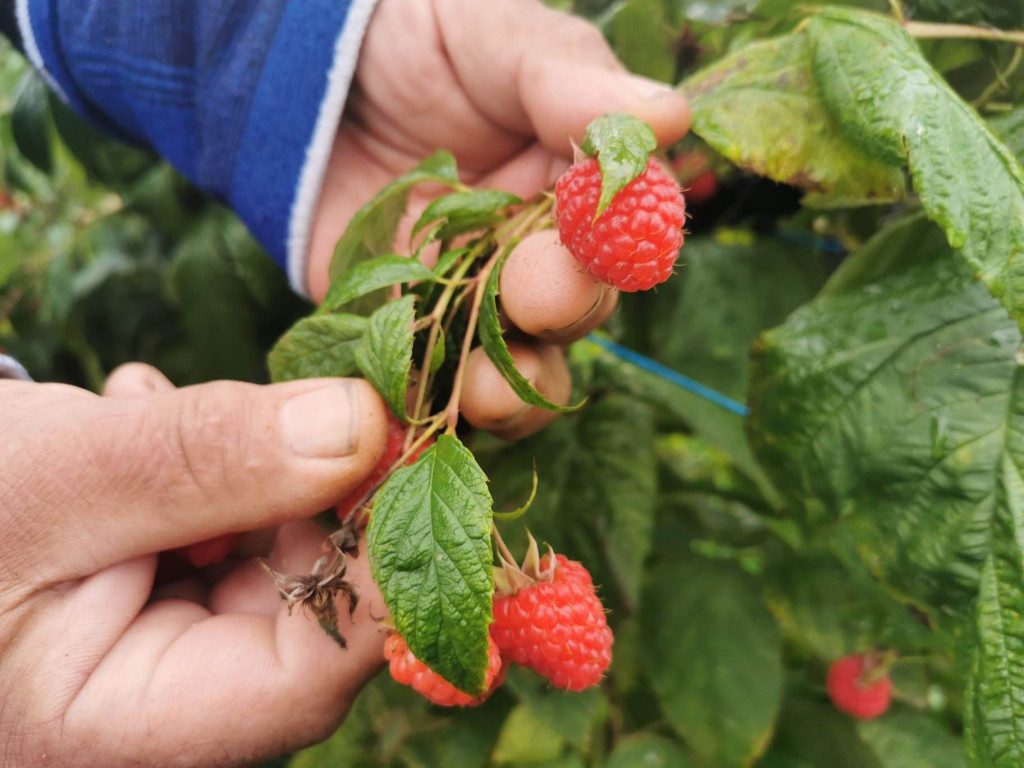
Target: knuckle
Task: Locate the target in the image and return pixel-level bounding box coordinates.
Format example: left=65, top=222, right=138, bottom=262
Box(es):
left=556, top=17, right=613, bottom=61
left=164, top=382, right=262, bottom=500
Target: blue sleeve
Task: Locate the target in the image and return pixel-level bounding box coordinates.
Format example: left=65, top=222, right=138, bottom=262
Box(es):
left=15, top=0, right=381, bottom=295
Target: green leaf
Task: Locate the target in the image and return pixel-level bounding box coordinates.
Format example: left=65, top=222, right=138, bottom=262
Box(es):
left=170, top=216, right=266, bottom=383
left=681, top=32, right=906, bottom=207
left=607, top=734, right=693, bottom=768
left=11, top=71, right=52, bottom=174
left=504, top=666, right=609, bottom=751
left=367, top=435, right=494, bottom=694
left=991, top=108, right=1024, bottom=165
left=746, top=220, right=1024, bottom=767
left=320, top=253, right=434, bottom=315
left=491, top=705, right=566, bottom=764
left=578, top=396, right=657, bottom=604
left=964, top=511, right=1024, bottom=768
left=643, top=556, right=782, bottom=766
left=268, top=314, right=367, bottom=383
left=483, top=395, right=657, bottom=606
left=329, top=151, right=459, bottom=283
left=610, top=0, right=677, bottom=84
left=581, top=113, right=657, bottom=216
left=860, top=707, right=965, bottom=768
left=478, top=249, right=580, bottom=413
left=49, top=96, right=155, bottom=187
left=806, top=8, right=1024, bottom=333
left=618, top=233, right=828, bottom=403
left=764, top=555, right=935, bottom=662
left=747, top=222, right=1019, bottom=615
left=767, top=698, right=884, bottom=768
left=411, top=190, right=521, bottom=241
left=355, top=295, right=416, bottom=420
left=904, top=0, right=1024, bottom=27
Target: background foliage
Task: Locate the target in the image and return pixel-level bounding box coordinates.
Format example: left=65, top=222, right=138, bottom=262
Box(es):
left=5, top=0, right=1024, bottom=765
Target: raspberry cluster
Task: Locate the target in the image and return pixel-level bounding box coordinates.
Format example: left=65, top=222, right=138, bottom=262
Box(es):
left=386, top=547, right=613, bottom=705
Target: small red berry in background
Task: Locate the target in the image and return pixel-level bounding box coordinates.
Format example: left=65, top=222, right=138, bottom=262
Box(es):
left=555, top=157, right=685, bottom=293
left=336, top=414, right=434, bottom=523
left=671, top=151, right=719, bottom=205
left=827, top=653, right=893, bottom=720
left=491, top=535, right=613, bottom=691
left=685, top=171, right=719, bottom=205
left=385, top=632, right=505, bottom=707
left=173, top=532, right=242, bottom=568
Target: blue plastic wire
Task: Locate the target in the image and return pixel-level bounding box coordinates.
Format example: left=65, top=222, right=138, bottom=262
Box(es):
left=586, top=334, right=750, bottom=417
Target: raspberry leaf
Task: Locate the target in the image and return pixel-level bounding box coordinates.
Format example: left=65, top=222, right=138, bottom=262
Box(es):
left=411, top=190, right=522, bottom=241
left=860, top=707, right=966, bottom=768
left=581, top=113, right=657, bottom=217
left=491, top=705, right=566, bottom=763
left=607, top=734, right=692, bottom=768
left=320, top=253, right=434, bottom=315
left=268, top=314, right=367, bottom=383
left=807, top=8, right=1024, bottom=333
left=329, top=151, right=459, bottom=284
left=355, top=294, right=416, bottom=421
left=367, top=436, right=494, bottom=695
left=768, top=698, right=885, bottom=768
left=11, top=71, right=52, bottom=175
left=681, top=30, right=906, bottom=207
left=478, top=247, right=582, bottom=413
left=643, top=556, right=783, bottom=766
left=747, top=220, right=1024, bottom=768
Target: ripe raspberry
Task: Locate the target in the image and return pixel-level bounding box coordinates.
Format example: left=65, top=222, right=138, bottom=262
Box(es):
left=555, top=157, right=685, bottom=292
left=686, top=171, right=719, bottom=205
left=336, top=415, right=433, bottom=522
left=385, top=632, right=505, bottom=707
left=173, top=532, right=242, bottom=568
left=827, top=653, right=893, bottom=720
left=492, top=552, right=613, bottom=691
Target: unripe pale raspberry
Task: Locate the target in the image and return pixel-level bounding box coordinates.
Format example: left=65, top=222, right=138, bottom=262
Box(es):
left=827, top=653, right=893, bottom=720
left=555, top=157, right=685, bottom=292
left=492, top=553, right=613, bottom=691
left=385, top=632, right=505, bottom=707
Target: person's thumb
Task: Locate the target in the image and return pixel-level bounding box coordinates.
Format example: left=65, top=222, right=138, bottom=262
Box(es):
left=439, top=0, right=691, bottom=154
left=0, top=377, right=389, bottom=581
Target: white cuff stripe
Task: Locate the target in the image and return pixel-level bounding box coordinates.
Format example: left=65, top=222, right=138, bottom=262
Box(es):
left=286, top=0, right=383, bottom=296
left=14, top=0, right=71, bottom=104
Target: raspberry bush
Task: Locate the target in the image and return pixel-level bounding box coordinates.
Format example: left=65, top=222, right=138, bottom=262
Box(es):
left=6, top=0, right=1024, bottom=765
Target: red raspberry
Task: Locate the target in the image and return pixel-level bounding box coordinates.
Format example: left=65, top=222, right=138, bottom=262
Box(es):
left=555, top=157, right=685, bottom=292
left=336, top=415, right=433, bottom=522
left=827, top=653, right=893, bottom=720
left=686, top=171, right=719, bottom=205
left=492, top=553, right=613, bottom=691
left=385, top=632, right=505, bottom=707
left=173, top=533, right=242, bottom=568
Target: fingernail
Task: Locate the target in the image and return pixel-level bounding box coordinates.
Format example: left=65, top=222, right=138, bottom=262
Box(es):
left=282, top=382, right=360, bottom=458
left=626, top=74, right=675, bottom=101
left=145, top=371, right=175, bottom=393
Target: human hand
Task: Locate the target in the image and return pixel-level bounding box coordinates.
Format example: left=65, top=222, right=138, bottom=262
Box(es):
left=0, top=365, right=392, bottom=766
left=309, top=0, right=691, bottom=439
